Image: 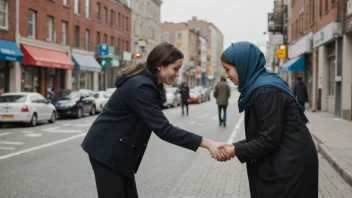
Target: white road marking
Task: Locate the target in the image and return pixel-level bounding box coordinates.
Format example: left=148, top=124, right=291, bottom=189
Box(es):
left=0, top=141, right=24, bottom=145
left=197, top=123, right=204, bottom=126
left=25, top=133, right=43, bottom=137
left=211, top=116, right=217, bottom=120
left=190, top=121, right=196, bottom=124
left=84, top=119, right=95, bottom=123
left=0, top=132, right=10, bottom=137
left=0, top=147, right=15, bottom=151
left=73, top=123, right=91, bottom=127
left=22, top=131, right=33, bottom=134
left=197, top=114, right=208, bottom=119
left=0, top=133, right=87, bottom=160
left=42, top=127, right=82, bottom=133
left=227, top=115, right=244, bottom=144
left=62, top=124, right=71, bottom=127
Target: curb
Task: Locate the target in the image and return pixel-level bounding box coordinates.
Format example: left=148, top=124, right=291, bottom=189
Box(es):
left=311, top=133, right=352, bottom=187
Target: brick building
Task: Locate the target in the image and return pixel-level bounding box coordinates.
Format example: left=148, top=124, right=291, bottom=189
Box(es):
left=0, top=0, right=131, bottom=97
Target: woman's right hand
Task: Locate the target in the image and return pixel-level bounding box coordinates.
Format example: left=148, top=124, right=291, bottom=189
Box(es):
left=200, top=138, right=230, bottom=161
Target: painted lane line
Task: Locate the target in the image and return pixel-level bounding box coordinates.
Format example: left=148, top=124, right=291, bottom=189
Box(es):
left=62, top=124, right=71, bottom=127
left=227, top=115, right=244, bottom=144
left=197, top=114, right=208, bottom=119
left=42, top=127, right=61, bottom=132
left=25, top=133, right=43, bottom=137
left=0, top=132, right=10, bottom=137
left=0, top=141, right=24, bottom=145
left=190, top=121, right=196, bottom=124
left=0, top=133, right=87, bottom=160
left=197, top=123, right=204, bottom=126
left=0, top=147, right=15, bottom=151
left=22, top=131, right=33, bottom=134
left=73, top=123, right=91, bottom=127
left=48, top=130, right=83, bottom=133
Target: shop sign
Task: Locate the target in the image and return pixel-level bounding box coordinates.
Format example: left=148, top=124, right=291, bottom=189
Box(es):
left=288, top=32, right=313, bottom=59
left=313, top=22, right=341, bottom=48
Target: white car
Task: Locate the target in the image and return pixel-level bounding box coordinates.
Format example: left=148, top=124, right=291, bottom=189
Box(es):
left=92, top=91, right=109, bottom=113
left=104, top=88, right=116, bottom=98
left=0, top=92, right=57, bottom=127
left=163, top=87, right=178, bottom=108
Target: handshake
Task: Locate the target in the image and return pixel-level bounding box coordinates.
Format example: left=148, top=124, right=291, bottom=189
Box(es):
left=206, top=140, right=236, bottom=162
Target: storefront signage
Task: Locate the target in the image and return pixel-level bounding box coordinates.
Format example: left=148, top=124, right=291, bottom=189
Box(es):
left=0, top=48, right=16, bottom=55
left=288, top=32, right=313, bottom=59
left=313, top=22, right=341, bottom=48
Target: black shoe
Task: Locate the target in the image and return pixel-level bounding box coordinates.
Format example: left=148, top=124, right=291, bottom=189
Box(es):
left=223, top=123, right=226, bottom=127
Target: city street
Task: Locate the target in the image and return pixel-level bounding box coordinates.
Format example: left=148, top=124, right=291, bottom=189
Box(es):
left=0, top=91, right=351, bottom=198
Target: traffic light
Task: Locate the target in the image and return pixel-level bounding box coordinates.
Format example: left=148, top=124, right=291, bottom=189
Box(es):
left=279, top=44, right=286, bottom=50
left=133, top=53, right=141, bottom=59
left=98, top=57, right=114, bottom=67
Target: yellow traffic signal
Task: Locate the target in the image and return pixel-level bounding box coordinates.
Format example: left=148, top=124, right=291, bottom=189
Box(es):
left=279, top=45, right=286, bottom=50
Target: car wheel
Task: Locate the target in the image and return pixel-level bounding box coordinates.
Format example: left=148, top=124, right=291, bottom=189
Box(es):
left=48, top=111, right=56, bottom=123
left=28, top=113, right=37, bottom=127
left=90, top=106, right=96, bottom=116
left=76, top=107, right=83, bottom=119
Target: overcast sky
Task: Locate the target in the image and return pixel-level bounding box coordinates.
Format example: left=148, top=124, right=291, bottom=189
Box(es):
left=161, top=0, right=274, bottom=52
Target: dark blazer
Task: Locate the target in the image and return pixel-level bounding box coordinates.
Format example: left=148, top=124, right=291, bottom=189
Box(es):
left=81, top=69, right=203, bottom=179
left=180, top=86, right=190, bottom=102
left=293, top=82, right=308, bottom=102
left=233, top=86, right=318, bottom=198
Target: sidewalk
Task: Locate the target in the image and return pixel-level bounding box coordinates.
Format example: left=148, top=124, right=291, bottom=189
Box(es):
left=305, top=111, right=352, bottom=187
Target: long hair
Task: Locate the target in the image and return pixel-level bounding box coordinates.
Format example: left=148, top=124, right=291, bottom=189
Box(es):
left=121, top=42, right=184, bottom=102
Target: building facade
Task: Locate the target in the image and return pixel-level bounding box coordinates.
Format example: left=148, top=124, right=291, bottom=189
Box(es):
left=0, top=0, right=132, bottom=97
left=131, top=0, right=162, bottom=61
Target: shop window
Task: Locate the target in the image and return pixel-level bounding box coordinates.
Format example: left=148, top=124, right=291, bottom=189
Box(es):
left=327, top=43, right=335, bottom=96
left=21, top=67, right=40, bottom=93
left=0, top=0, right=8, bottom=29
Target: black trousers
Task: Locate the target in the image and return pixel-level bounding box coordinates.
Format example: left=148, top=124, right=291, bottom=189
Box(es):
left=89, top=156, right=139, bottom=198
left=182, top=100, right=189, bottom=115
left=218, top=105, right=228, bottom=124
left=299, top=101, right=305, bottom=110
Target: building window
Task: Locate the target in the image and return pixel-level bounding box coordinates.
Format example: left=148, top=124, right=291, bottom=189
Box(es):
left=122, top=15, right=124, bottom=31
left=126, top=41, right=129, bottom=51
left=176, top=32, right=182, bottom=40
left=85, top=0, right=89, bottom=18
left=320, top=0, right=323, bottom=17
left=118, top=38, right=120, bottom=51
left=103, top=7, right=107, bottom=23
left=110, top=36, right=114, bottom=46
left=61, top=21, right=67, bottom=44
left=118, top=13, right=121, bottom=28
left=74, top=0, right=79, bottom=14
left=0, top=0, right=8, bottom=29
left=96, top=31, right=100, bottom=45
left=28, top=9, right=36, bottom=38
left=74, top=25, right=80, bottom=47
left=310, top=0, right=315, bottom=23
left=47, top=16, right=54, bottom=41
left=84, top=29, right=90, bottom=50
left=96, top=3, right=100, bottom=20
left=103, top=34, right=107, bottom=43
left=327, top=43, right=336, bottom=96
left=63, top=0, right=68, bottom=6
left=331, top=0, right=335, bottom=6
left=110, top=10, right=115, bottom=26
left=325, top=0, right=328, bottom=13
left=126, top=17, right=128, bottom=31
left=163, top=32, right=169, bottom=41
left=21, top=67, right=40, bottom=93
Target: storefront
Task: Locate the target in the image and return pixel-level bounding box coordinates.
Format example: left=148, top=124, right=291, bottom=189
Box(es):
left=71, top=50, right=101, bottom=91
left=313, top=22, right=342, bottom=114
left=342, top=1, right=352, bottom=120
left=0, top=39, right=24, bottom=95
left=20, top=44, right=74, bottom=98
left=285, top=33, right=313, bottom=106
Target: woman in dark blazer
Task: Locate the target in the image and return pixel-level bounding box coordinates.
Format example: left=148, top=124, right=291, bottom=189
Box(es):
left=81, top=42, right=227, bottom=198
left=218, top=42, right=318, bottom=198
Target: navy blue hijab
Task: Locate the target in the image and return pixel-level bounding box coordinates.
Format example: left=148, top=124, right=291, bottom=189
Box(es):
left=222, top=41, right=308, bottom=124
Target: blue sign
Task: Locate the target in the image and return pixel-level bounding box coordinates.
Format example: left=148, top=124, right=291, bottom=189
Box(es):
left=0, top=39, right=24, bottom=62
left=98, top=44, right=109, bottom=56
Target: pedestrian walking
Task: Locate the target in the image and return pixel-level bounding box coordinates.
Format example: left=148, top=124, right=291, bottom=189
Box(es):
left=218, top=42, right=318, bottom=198
left=293, top=76, right=308, bottom=109
left=81, top=42, right=229, bottom=198
left=180, top=81, right=190, bottom=116
left=214, top=76, right=230, bottom=127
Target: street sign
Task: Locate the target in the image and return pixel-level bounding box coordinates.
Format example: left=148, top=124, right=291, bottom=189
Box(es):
left=98, top=44, right=109, bottom=56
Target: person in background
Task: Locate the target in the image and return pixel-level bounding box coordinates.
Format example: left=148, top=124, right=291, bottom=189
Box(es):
left=213, top=76, right=230, bottom=127
left=180, top=81, right=190, bottom=116
left=293, top=76, right=308, bottom=109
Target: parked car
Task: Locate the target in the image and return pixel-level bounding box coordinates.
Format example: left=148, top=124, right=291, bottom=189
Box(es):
left=163, top=87, right=178, bottom=108
left=172, top=87, right=181, bottom=105
left=92, top=91, right=109, bottom=113
left=188, top=89, right=202, bottom=104
left=201, top=88, right=211, bottom=101
left=50, top=89, right=95, bottom=119
left=104, top=88, right=116, bottom=98
left=0, top=92, right=56, bottom=127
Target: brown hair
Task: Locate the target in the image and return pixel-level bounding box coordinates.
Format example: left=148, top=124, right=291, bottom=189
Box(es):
left=121, top=42, right=184, bottom=78
left=121, top=42, right=184, bottom=102
left=220, top=54, right=234, bottom=66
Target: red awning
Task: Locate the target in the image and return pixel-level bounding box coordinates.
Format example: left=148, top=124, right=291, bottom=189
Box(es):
left=21, top=44, right=74, bottom=70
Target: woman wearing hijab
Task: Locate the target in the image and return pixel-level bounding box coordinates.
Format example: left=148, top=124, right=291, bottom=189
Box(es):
left=218, top=42, right=318, bottom=198
left=81, top=42, right=228, bottom=198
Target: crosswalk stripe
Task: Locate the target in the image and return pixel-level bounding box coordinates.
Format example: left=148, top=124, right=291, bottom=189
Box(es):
left=0, top=147, right=15, bottom=150
left=0, top=141, right=24, bottom=145
left=0, top=132, right=10, bottom=137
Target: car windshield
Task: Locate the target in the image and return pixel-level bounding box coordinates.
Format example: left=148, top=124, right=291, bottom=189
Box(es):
left=0, top=95, right=27, bottom=103
left=51, top=91, right=80, bottom=101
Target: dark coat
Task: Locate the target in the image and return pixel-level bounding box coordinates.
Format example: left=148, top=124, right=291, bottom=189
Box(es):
left=81, top=69, right=203, bottom=179
left=214, top=81, right=230, bottom=106
left=233, top=86, right=318, bottom=198
left=293, top=82, right=308, bottom=102
left=180, top=86, right=190, bottom=102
